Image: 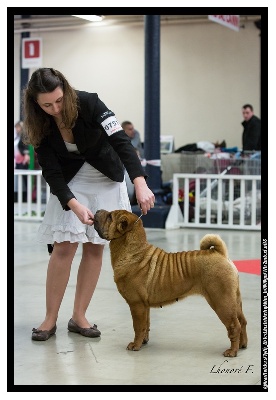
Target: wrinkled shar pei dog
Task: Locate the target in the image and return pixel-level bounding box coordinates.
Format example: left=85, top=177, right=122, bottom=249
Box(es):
left=93, top=209, right=248, bottom=357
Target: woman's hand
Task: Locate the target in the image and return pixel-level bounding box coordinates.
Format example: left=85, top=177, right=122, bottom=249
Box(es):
left=67, top=198, right=94, bottom=225
left=133, top=176, right=155, bottom=215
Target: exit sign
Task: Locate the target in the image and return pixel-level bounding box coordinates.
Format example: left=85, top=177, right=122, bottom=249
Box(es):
left=22, top=38, right=43, bottom=69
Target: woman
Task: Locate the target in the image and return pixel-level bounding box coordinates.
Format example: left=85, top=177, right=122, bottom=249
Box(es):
left=23, top=68, right=155, bottom=341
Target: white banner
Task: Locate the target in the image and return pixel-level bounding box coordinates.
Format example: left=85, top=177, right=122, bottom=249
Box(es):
left=208, top=15, right=240, bottom=32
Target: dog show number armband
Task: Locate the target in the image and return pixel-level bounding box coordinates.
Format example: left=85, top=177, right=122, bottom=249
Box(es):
left=101, top=115, right=123, bottom=136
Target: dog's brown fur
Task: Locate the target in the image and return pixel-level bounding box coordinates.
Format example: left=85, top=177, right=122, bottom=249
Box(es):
left=93, top=209, right=248, bottom=356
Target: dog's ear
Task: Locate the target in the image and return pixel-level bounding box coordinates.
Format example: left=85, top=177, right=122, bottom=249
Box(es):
left=117, top=214, right=138, bottom=234
left=117, top=217, right=129, bottom=233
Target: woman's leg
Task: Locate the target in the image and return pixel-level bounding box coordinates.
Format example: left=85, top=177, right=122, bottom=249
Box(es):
left=71, top=242, right=104, bottom=328
left=36, top=241, right=78, bottom=331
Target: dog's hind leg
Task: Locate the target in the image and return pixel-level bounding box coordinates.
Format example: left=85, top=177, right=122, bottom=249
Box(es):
left=236, top=288, right=248, bottom=349
left=205, top=294, right=242, bottom=357
left=223, top=317, right=242, bottom=357
left=238, top=310, right=247, bottom=349
left=127, top=304, right=149, bottom=351
left=218, top=287, right=248, bottom=352
left=212, top=304, right=242, bottom=357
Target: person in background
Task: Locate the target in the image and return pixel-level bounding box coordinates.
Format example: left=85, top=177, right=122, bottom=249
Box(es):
left=14, top=121, right=30, bottom=202
left=23, top=68, right=155, bottom=341
left=121, top=120, right=144, bottom=159
left=241, top=104, right=261, bottom=152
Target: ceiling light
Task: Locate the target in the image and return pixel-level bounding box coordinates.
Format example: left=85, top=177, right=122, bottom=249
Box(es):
left=72, top=15, right=103, bottom=22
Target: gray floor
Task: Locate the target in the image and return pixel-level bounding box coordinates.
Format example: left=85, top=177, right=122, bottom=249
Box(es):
left=13, top=221, right=263, bottom=388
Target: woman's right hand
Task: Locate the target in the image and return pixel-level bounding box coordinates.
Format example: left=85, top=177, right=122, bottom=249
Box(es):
left=67, top=198, right=94, bottom=225
left=133, top=176, right=155, bottom=215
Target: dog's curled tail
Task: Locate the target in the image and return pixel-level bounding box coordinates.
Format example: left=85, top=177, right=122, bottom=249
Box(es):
left=200, top=234, right=228, bottom=258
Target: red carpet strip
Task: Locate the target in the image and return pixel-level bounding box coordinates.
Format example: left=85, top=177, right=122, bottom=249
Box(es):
left=233, top=259, right=261, bottom=275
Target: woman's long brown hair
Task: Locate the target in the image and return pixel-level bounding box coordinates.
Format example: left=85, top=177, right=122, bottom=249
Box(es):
left=22, top=68, right=78, bottom=148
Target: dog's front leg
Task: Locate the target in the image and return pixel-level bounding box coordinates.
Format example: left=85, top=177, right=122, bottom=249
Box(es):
left=142, top=307, right=150, bottom=344
left=127, top=304, right=149, bottom=351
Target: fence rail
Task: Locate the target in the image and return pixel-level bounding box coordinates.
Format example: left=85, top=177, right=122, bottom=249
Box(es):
left=14, top=170, right=50, bottom=221
left=165, top=173, right=261, bottom=230
left=14, top=170, right=261, bottom=230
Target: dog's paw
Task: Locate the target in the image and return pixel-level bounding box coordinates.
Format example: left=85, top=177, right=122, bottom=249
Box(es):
left=142, top=338, right=149, bottom=345
left=239, top=339, right=248, bottom=349
left=223, top=348, right=237, bottom=357
left=127, top=342, right=141, bottom=351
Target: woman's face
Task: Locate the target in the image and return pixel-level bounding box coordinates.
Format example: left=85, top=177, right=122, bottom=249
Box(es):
left=36, top=87, right=64, bottom=117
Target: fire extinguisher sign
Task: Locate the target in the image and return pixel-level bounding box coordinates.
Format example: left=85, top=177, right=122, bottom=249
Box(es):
left=22, top=38, right=42, bottom=69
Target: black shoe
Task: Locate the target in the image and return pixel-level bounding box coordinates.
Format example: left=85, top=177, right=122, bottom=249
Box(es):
left=68, top=318, right=101, bottom=337
left=32, top=325, right=57, bottom=341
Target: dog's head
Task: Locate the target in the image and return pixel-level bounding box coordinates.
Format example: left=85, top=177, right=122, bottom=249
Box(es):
left=94, top=209, right=142, bottom=241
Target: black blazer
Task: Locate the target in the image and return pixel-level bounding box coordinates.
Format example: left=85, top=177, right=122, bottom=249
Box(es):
left=35, top=91, right=146, bottom=210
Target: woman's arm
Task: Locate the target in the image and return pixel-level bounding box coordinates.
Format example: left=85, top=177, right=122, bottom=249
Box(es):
left=35, top=139, right=76, bottom=210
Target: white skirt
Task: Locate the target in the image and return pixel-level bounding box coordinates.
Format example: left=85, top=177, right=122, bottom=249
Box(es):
left=37, top=162, right=131, bottom=245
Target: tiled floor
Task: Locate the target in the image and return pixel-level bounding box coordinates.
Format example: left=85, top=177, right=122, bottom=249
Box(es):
left=13, top=220, right=263, bottom=389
